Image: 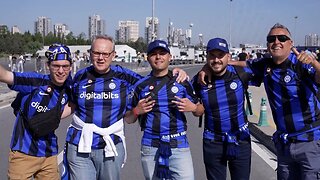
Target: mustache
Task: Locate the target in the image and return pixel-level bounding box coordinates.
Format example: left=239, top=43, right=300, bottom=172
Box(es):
left=210, top=61, right=222, bottom=66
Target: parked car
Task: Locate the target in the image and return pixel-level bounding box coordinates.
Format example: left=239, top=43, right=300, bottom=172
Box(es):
left=24, top=54, right=32, bottom=61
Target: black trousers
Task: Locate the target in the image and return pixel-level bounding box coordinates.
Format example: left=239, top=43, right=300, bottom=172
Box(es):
left=203, top=138, right=251, bottom=180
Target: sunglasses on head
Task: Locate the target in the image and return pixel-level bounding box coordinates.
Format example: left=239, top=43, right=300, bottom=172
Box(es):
left=266, top=35, right=291, bottom=43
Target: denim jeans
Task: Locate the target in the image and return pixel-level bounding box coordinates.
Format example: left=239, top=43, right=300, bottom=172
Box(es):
left=203, top=138, right=251, bottom=180
left=276, top=140, right=320, bottom=180
left=141, top=145, right=194, bottom=180
left=67, top=142, right=125, bottom=180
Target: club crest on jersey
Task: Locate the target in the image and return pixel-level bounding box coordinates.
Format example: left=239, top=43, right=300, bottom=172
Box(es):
left=128, top=90, right=134, bottom=99
left=284, top=75, right=291, bottom=83
left=109, top=82, right=116, bottom=90
left=171, top=86, right=179, bottom=93
left=149, top=85, right=154, bottom=90
left=230, top=82, right=238, bottom=90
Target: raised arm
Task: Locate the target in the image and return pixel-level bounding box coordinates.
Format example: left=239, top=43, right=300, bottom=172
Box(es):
left=0, top=64, right=14, bottom=85
left=292, top=47, right=320, bottom=84
left=228, top=59, right=247, bottom=67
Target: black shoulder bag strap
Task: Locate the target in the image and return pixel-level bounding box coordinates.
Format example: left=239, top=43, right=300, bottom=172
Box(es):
left=233, top=66, right=252, bottom=115
left=149, top=76, right=170, bottom=99
left=139, top=74, right=171, bottom=130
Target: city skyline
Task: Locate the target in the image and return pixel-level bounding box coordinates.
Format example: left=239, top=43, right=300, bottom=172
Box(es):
left=1, top=0, right=319, bottom=47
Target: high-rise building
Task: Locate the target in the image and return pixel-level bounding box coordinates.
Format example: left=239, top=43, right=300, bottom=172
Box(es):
left=54, top=23, right=70, bottom=38
left=88, top=14, right=105, bottom=40
left=115, top=20, right=139, bottom=43
left=145, top=17, right=159, bottom=43
left=11, top=25, right=21, bottom=34
left=173, top=28, right=185, bottom=46
left=305, top=34, right=319, bottom=46
left=34, top=16, right=52, bottom=36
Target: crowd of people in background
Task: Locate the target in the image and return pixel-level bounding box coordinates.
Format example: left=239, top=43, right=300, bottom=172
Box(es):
left=8, top=54, right=25, bottom=72
left=8, top=45, right=319, bottom=75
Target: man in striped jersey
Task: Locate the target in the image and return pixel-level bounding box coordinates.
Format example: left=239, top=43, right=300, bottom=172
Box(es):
left=0, top=44, right=72, bottom=179
left=124, top=40, right=204, bottom=180
left=201, top=23, right=320, bottom=180
left=193, top=38, right=258, bottom=180
left=62, top=36, right=188, bottom=180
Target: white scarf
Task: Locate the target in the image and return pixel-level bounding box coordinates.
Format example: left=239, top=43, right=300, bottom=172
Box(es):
left=70, top=114, right=126, bottom=166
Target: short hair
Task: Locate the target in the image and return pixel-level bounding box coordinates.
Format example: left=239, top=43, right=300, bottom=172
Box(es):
left=268, top=23, right=292, bottom=38
left=91, top=35, right=115, bottom=51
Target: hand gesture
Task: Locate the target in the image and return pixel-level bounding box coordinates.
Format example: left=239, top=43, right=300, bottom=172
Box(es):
left=172, top=96, right=197, bottom=112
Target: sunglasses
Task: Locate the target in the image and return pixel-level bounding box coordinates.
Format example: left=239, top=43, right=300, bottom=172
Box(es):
left=266, top=35, right=291, bottom=43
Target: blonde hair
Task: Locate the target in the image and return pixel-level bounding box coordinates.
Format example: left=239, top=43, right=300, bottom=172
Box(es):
left=91, top=35, right=115, bottom=51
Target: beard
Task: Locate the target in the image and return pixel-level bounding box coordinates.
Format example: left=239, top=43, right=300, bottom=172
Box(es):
left=209, top=62, right=227, bottom=76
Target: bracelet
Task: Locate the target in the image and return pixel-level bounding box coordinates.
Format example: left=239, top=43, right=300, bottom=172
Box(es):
left=133, top=108, right=139, bottom=118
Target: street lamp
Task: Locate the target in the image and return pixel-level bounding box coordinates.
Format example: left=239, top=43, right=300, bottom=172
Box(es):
left=294, top=16, right=298, bottom=43
left=167, top=21, right=173, bottom=46
left=229, top=0, right=233, bottom=48
left=151, top=0, right=156, bottom=41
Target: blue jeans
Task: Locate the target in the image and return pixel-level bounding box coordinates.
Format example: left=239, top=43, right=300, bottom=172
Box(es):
left=67, top=142, right=125, bottom=180
left=141, top=145, right=194, bottom=180
left=276, top=140, right=320, bottom=180
left=203, top=138, right=251, bottom=180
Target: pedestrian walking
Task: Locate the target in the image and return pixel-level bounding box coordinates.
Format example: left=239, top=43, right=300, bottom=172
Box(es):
left=17, top=54, right=25, bottom=72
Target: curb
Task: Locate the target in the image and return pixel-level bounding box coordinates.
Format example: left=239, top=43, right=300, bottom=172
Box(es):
left=249, top=122, right=276, bottom=154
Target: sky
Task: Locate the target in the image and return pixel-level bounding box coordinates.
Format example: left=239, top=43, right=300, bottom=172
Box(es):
left=1, top=0, right=319, bottom=47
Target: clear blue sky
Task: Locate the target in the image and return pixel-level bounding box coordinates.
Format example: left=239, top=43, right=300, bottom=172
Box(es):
left=1, top=0, right=319, bottom=47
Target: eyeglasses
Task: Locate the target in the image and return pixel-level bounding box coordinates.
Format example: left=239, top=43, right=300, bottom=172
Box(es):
left=91, top=50, right=114, bottom=58
left=266, top=35, right=291, bottom=43
left=50, top=64, right=71, bottom=71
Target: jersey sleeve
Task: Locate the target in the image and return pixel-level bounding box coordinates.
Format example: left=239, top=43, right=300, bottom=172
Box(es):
left=9, top=72, right=47, bottom=93
left=182, top=80, right=199, bottom=104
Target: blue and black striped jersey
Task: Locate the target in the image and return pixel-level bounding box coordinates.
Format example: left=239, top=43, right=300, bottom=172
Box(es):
left=9, top=72, right=71, bottom=157
left=128, top=71, right=199, bottom=148
left=66, top=65, right=143, bottom=148
left=247, top=53, right=320, bottom=141
left=193, top=65, right=256, bottom=141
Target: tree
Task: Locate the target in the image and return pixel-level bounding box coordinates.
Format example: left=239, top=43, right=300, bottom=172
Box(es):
left=77, top=32, right=90, bottom=45
left=119, top=37, right=147, bottom=53
left=65, top=32, right=77, bottom=45
left=25, top=41, right=43, bottom=56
